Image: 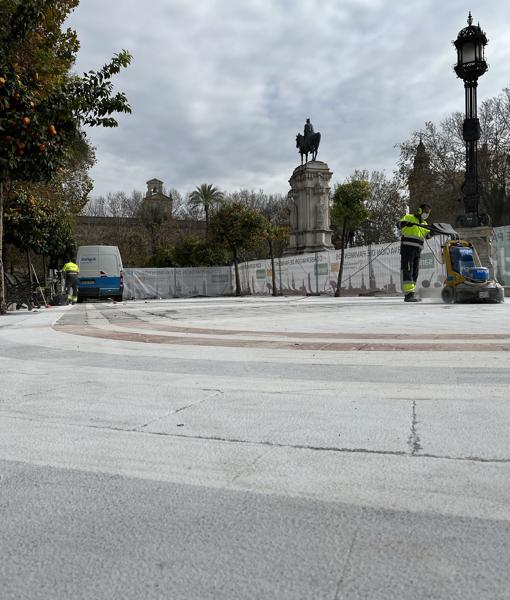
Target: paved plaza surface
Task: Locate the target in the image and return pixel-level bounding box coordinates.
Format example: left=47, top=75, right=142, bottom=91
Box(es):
left=1, top=295, right=510, bottom=599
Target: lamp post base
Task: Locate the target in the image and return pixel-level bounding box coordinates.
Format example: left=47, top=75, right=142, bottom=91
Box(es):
left=456, top=212, right=491, bottom=228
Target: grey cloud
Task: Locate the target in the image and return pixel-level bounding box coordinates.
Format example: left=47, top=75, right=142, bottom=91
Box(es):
left=67, top=0, right=510, bottom=197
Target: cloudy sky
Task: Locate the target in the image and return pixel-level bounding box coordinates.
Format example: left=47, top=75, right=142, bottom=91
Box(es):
left=65, top=0, right=510, bottom=199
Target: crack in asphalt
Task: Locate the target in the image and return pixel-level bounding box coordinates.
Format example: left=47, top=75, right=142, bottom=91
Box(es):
left=4, top=414, right=509, bottom=464
left=230, top=447, right=276, bottom=484
left=334, top=508, right=364, bottom=600
left=407, top=400, right=422, bottom=455
left=136, top=389, right=223, bottom=430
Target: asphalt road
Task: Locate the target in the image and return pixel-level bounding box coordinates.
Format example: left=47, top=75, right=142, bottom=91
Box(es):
left=1, top=296, right=509, bottom=599
left=2, top=459, right=509, bottom=600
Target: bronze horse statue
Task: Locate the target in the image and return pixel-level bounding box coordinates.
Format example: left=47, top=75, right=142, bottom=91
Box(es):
left=296, top=131, right=321, bottom=164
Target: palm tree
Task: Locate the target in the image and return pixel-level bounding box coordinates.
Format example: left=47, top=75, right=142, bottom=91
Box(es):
left=188, top=184, right=223, bottom=234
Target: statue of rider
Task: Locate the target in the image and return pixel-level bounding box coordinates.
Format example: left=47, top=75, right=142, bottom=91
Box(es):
left=304, top=118, right=314, bottom=142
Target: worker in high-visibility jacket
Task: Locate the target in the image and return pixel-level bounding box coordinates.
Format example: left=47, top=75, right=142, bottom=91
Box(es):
left=398, top=203, right=434, bottom=302
left=62, top=259, right=80, bottom=305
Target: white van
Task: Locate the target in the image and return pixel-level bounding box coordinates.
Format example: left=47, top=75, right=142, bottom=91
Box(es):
left=76, top=245, right=124, bottom=302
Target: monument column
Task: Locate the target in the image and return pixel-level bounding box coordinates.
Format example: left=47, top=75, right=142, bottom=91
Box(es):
left=285, top=160, right=334, bottom=255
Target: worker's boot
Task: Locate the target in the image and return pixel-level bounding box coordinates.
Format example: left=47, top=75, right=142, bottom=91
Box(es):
left=404, top=292, right=421, bottom=302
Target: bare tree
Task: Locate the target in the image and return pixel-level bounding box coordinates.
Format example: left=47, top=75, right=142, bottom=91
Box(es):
left=224, top=189, right=289, bottom=225
left=82, top=190, right=143, bottom=217
left=171, top=189, right=202, bottom=221
left=398, top=84, right=510, bottom=226
left=349, top=170, right=407, bottom=245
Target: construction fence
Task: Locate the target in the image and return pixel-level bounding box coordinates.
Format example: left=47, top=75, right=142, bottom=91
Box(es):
left=123, top=225, right=510, bottom=300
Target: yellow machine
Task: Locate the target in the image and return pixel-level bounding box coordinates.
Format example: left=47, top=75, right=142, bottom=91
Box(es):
left=440, top=237, right=504, bottom=304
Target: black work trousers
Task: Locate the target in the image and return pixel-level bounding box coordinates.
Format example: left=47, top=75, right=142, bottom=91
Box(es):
left=65, top=273, right=78, bottom=302
left=400, top=244, right=421, bottom=294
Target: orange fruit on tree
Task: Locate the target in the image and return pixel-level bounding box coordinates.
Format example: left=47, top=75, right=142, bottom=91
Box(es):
left=22, top=116, right=31, bottom=126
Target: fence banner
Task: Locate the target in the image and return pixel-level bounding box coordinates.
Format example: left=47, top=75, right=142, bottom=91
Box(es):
left=124, top=266, right=233, bottom=299
left=494, top=225, right=510, bottom=286
left=124, top=230, right=510, bottom=300
left=238, top=238, right=445, bottom=297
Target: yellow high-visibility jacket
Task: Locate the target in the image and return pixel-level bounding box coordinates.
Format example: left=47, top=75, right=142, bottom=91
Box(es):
left=398, top=214, right=429, bottom=250
left=62, top=261, right=79, bottom=274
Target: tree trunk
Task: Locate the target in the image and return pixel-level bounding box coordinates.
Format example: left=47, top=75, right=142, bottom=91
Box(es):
left=269, top=239, right=277, bottom=296
left=0, top=182, right=5, bottom=314
left=27, top=249, right=32, bottom=284
left=233, top=248, right=241, bottom=296
left=334, top=221, right=347, bottom=297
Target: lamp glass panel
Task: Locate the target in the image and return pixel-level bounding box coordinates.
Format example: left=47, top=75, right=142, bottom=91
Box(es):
left=462, top=42, right=476, bottom=63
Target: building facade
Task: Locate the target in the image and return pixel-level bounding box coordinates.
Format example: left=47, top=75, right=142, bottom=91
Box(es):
left=74, top=179, right=205, bottom=266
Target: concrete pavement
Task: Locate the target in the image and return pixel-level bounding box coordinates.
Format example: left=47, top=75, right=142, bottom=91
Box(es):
left=1, top=296, right=510, bottom=599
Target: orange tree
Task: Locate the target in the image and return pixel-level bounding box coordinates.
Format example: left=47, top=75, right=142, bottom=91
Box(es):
left=3, top=184, right=75, bottom=258
left=208, top=202, right=267, bottom=296
left=0, top=0, right=132, bottom=312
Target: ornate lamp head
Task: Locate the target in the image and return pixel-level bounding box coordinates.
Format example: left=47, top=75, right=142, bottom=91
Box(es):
left=454, top=12, right=488, bottom=81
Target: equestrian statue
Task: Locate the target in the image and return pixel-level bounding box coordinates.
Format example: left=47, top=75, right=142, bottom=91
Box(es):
left=296, top=118, right=321, bottom=164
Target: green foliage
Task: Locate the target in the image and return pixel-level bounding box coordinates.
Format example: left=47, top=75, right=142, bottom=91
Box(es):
left=263, top=222, right=289, bottom=247
left=67, top=50, right=132, bottom=128
left=0, top=0, right=132, bottom=312
left=260, top=219, right=288, bottom=296
left=225, top=189, right=290, bottom=260
left=188, top=184, right=223, bottom=231
left=143, top=246, right=173, bottom=268
left=331, top=180, right=371, bottom=297
left=171, top=235, right=229, bottom=268
left=143, top=237, right=229, bottom=268
left=209, top=202, right=268, bottom=295
left=330, top=180, right=370, bottom=241
left=3, top=185, right=74, bottom=257
left=0, top=53, right=132, bottom=183
left=209, top=202, right=268, bottom=258
left=0, top=0, right=131, bottom=182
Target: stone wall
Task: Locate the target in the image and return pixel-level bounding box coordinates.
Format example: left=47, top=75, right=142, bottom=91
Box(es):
left=74, top=215, right=206, bottom=267
left=2, top=215, right=206, bottom=279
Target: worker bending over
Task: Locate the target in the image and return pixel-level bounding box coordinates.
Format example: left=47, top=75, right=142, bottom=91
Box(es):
left=62, top=259, right=79, bottom=305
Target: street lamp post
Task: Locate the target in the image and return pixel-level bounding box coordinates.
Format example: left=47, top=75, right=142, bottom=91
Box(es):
left=453, top=12, right=488, bottom=227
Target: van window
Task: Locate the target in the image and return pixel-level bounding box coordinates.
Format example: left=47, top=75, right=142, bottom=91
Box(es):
left=100, top=255, right=118, bottom=275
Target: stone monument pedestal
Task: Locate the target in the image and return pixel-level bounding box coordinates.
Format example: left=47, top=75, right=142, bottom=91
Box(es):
left=285, top=160, right=334, bottom=255
left=457, top=225, right=495, bottom=277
